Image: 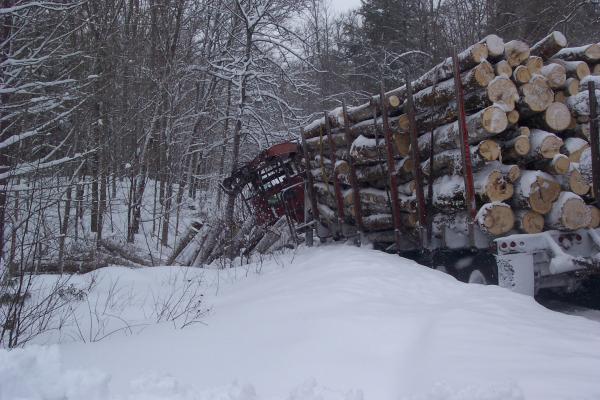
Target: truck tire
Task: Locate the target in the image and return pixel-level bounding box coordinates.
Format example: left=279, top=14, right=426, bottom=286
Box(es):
left=468, top=269, right=488, bottom=285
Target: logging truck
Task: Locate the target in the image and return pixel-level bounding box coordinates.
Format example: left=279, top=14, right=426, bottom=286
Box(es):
left=222, top=32, right=600, bottom=297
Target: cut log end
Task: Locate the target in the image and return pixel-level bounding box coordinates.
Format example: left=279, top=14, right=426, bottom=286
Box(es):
left=478, top=203, right=515, bottom=236
left=518, top=210, right=545, bottom=234
left=543, top=102, right=572, bottom=132
left=513, top=65, right=531, bottom=84
left=485, top=171, right=514, bottom=202
left=504, top=40, right=531, bottom=67
left=487, top=76, right=519, bottom=112
left=569, top=169, right=590, bottom=196
left=527, top=176, right=561, bottom=215
left=471, top=42, right=489, bottom=63
left=482, top=106, right=509, bottom=133
left=547, top=193, right=591, bottom=231
left=520, top=75, right=554, bottom=113
left=513, top=135, right=531, bottom=156
left=480, top=140, right=502, bottom=161
left=526, top=56, right=543, bottom=75
left=507, top=110, right=520, bottom=125
left=495, top=60, right=512, bottom=77
left=551, top=154, right=571, bottom=175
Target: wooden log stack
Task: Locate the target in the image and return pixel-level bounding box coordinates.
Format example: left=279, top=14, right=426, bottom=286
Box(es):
left=301, top=32, right=600, bottom=250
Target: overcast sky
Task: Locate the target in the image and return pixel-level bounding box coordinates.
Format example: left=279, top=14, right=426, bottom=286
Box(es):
left=329, top=0, right=362, bottom=12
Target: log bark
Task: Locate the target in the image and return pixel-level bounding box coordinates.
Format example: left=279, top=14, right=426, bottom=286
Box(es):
left=588, top=206, right=600, bottom=228
left=410, top=61, right=494, bottom=112
left=500, top=134, right=530, bottom=159
left=504, top=40, right=531, bottom=67
left=512, top=170, right=561, bottom=215
left=530, top=31, right=567, bottom=60
left=305, top=131, right=348, bottom=153
left=515, top=209, right=544, bottom=233
left=353, top=157, right=414, bottom=185
left=552, top=44, right=600, bottom=63
left=417, top=106, right=507, bottom=156
left=545, top=191, right=591, bottom=230
left=350, top=134, right=408, bottom=164
left=531, top=153, right=571, bottom=175
left=352, top=43, right=489, bottom=120
left=421, top=143, right=499, bottom=177
left=303, top=108, right=343, bottom=139
left=349, top=114, right=407, bottom=138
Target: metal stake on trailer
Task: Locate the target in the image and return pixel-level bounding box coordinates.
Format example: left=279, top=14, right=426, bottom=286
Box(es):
left=342, top=100, right=365, bottom=245
left=452, top=47, right=477, bottom=248
left=324, top=111, right=347, bottom=235
left=300, top=127, right=320, bottom=246
left=405, top=78, right=427, bottom=248
left=588, top=81, right=600, bottom=203
left=379, top=83, right=403, bottom=253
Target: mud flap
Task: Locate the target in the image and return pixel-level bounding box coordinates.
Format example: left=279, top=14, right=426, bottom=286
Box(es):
left=496, top=253, right=535, bottom=296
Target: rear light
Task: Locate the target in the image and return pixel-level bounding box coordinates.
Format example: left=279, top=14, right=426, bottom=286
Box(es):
left=510, top=241, right=516, bottom=248
left=500, top=242, right=508, bottom=249
left=575, top=234, right=582, bottom=242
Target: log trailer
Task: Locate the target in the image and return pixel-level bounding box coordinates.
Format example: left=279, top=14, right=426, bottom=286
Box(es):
left=223, top=34, right=600, bottom=297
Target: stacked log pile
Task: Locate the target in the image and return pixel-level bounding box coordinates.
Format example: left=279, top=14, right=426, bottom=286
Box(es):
left=302, top=32, right=600, bottom=250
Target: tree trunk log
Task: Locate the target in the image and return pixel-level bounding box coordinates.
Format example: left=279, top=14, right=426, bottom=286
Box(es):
left=530, top=31, right=567, bottom=60
left=550, top=59, right=590, bottom=80
left=504, top=40, right=531, bottom=67
left=528, top=102, right=572, bottom=132
left=515, top=209, right=544, bottom=233
left=545, top=191, right=591, bottom=230
left=512, top=170, right=561, bottom=215
left=552, top=44, right=600, bottom=63
left=541, top=63, right=567, bottom=89
left=518, top=75, right=554, bottom=115
left=417, top=105, right=507, bottom=156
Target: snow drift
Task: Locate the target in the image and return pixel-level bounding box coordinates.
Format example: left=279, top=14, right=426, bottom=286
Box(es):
left=2, top=245, right=600, bottom=400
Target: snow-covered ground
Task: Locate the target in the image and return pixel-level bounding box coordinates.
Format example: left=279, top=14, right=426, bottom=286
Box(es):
left=2, top=245, right=600, bottom=400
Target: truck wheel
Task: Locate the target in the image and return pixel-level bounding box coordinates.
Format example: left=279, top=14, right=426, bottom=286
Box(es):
left=468, top=269, right=488, bottom=285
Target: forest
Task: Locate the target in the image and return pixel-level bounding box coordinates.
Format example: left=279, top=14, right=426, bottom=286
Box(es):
left=1, top=0, right=600, bottom=278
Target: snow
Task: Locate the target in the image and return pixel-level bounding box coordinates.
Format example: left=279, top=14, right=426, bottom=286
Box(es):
left=579, top=75, right=600, bottom=91
left=3, top=246, right=600, bottom=399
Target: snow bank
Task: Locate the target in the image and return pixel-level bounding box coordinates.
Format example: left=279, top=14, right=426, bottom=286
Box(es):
left=0, top=345, right=109, bottom=400
left=4, top=245, right=600, bottom=399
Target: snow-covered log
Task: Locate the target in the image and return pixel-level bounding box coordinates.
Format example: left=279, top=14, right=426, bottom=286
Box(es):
left=530, top=31, right=567, bottom=60
left=504, top=40, right=531, bottom=66
left=552, top=44, right=600, bottom=63
left=549, top=59, right=590, bottom=80
left=512, top=170, right=561, bottom=215
left=545, top=192, right=591, bottom=230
